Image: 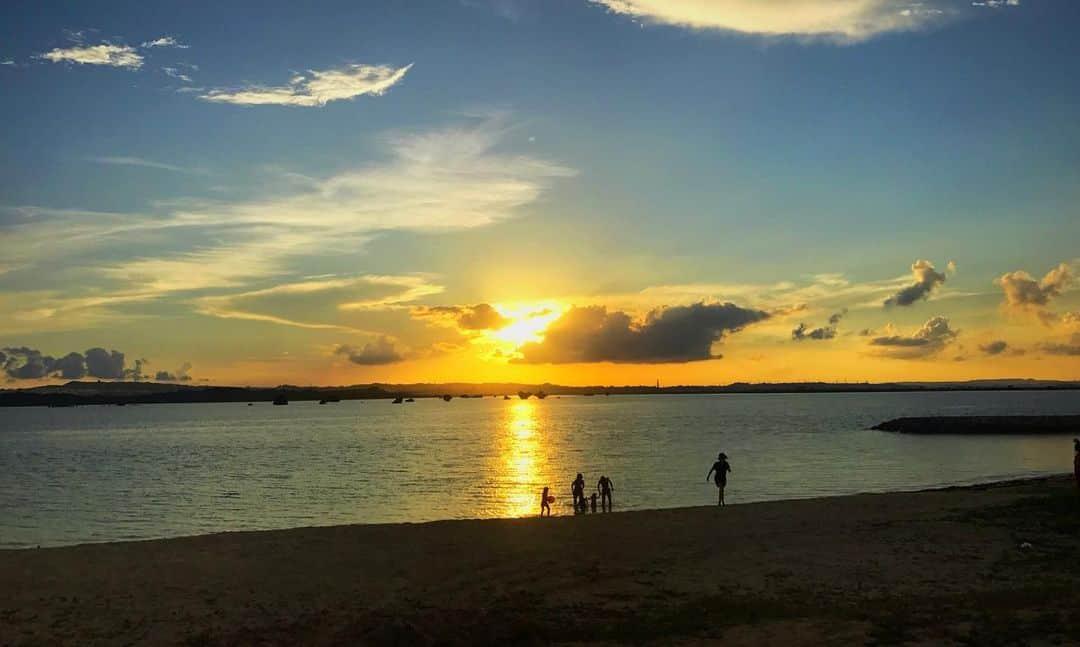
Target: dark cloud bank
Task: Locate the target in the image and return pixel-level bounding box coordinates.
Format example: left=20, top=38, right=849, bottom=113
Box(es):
left=0, top=346, right=167, bottom=381
left=517, top=302, right=768, bottom=364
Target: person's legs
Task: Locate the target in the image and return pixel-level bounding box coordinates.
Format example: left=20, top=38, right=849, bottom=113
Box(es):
left=603, top=491, right=612, bottom=511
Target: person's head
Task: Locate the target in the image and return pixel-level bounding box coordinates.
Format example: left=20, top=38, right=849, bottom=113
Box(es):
left=543, top=486, right=548, bottom=493
left=577, top=473, right=583, bottom=479
left=718, top=452, right=727, bottom=460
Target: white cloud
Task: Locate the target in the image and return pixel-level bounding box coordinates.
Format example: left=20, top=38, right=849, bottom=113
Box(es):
left=971, top=0, right=1018, bottom=7
left=1, top=60, right=15, bottom=66
left=200, top=63, right=413, bottom=107
left=40, top=43, right=143, bottom=69
left=586, top=0, right=960, bottom=42
left=141, top=36, right=189, bottom=49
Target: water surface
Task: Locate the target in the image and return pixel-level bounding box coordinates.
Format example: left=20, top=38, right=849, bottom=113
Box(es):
left=2, top=390, right=1077, bottom=548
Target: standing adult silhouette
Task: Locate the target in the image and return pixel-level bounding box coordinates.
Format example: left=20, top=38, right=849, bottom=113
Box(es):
left=571, top=473, right=586, bottom=511
left=597, top=475, right=614, bottom=512
left=1073, top=438, right=1079, bottom=490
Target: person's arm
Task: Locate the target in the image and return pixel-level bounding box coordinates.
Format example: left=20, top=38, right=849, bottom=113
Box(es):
left=609, top=480, right=614, bottom=492
left=706, top=465, right=715, bottom=481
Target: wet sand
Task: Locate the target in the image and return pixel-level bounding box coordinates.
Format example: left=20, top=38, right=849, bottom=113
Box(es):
left=2, top=476, right=1079, bottom=645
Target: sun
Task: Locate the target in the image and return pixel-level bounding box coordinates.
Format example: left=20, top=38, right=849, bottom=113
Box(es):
left=486, top=302, right=565, bottom=348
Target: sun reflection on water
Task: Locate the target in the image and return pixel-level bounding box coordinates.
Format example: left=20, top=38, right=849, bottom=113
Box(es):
left=499, top=399, right=548, bottom=518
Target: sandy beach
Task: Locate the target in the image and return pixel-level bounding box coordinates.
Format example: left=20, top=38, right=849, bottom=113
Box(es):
left=2, top=476, right=1078, bottom=646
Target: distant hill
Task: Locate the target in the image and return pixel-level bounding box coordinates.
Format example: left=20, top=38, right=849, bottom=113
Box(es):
left=0, top=378, right=1077, bottom=407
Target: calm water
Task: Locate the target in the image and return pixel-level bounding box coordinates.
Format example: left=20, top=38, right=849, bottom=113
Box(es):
left=1, top=391, right=1078, bottom=548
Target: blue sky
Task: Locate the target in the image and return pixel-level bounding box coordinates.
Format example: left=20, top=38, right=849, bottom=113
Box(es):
left=1, top=0, right=1078, bottom=385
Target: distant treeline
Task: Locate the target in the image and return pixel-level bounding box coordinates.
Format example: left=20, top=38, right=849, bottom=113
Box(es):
left=0, top=379, right=1078, bottom=408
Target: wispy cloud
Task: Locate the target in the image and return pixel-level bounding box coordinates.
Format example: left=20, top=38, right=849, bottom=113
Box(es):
left=586, top=0, right=980, bottom=43
left=88, top=155, right=204, bottom=175
left=40, top=43, right=143, bottom=69
left=1, top=60, right=15, bottom=66
left=141, top=36, right=188, bottom=49
left=200, top=63, right=413, bottom=107
left=162, top=66, right=193, bottom=83
left=3, top=116, right=573, bottom=329
left=193, top=275, right=444, bottom=332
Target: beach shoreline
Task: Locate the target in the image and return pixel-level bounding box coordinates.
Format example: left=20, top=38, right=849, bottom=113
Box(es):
left=3, top=474, right=1079, bottom=645
left=0, top=471, right=1064, bottom=552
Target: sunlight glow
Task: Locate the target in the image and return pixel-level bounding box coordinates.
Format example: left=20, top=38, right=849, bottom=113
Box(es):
left=486, top=302, right=565, bottom=349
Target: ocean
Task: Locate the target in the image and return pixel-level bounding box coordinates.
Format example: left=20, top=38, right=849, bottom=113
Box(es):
left=2, top=390, right=1077, bottom=548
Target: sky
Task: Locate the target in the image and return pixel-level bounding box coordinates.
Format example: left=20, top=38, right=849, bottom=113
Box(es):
left=1, top=0, right=1078, bottom=387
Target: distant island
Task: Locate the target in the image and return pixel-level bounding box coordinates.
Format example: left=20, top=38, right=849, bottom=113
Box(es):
left=874, top=415, right=1080, bottom=435
left=1, top=378, right=1078, bottom=408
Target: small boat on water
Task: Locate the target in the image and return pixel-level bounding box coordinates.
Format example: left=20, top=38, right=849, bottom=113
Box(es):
left=405, top=398, right=415, bottom=403
left=503, top=395, right=511, bottom=400
left=536, top=391, right=547, bottom=399
left=518, top=391, right=532, bottom=400
left=272, top=394, right=289, bottom=406
left=392, top=396, right=404, bottom=404
left=318, top=399, right=327, bottom=405
left=442, top=394, right=452, bottom=402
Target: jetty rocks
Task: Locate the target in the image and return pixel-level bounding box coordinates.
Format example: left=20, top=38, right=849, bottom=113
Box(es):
left=873, top=415, right=1080, bottom=435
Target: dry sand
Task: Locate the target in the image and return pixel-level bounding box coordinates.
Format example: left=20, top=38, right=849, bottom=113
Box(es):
left=2, top=477, right=1079, bottom=645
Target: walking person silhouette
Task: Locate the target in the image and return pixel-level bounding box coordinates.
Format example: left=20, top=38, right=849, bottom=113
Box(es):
left=706, top=452, right=732, bottom=506
left=540, top=487, right=553, bottom=517
left=597, top=475, right=614, bottom=512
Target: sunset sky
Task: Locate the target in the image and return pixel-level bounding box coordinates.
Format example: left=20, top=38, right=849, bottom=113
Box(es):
left=1, top=0, right=1078, bottom=386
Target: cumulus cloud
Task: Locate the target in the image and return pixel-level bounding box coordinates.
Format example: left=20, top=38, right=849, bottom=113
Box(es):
left=335, top=337, right=405, bottom=365
left=884, top=260, right=948, bottom=307
left=518, top=302, right=768, bottom=364
left=155, top=362, right=193, bottom=382
left=585, top=0, right=960, bottom=43
left=995, top=262, right=1073, bottom=310
left=84, top=347, right=126, bottom=379
left=869, top=316, right=958, bottom=359
left=1, top=346, right=143, bottom=381
left=412, top=303, right=510, bottom=331
left=200, top=63, right=413, bottom=107
left=791, top=322, right=836, bottom=341
left=40, top=43, right=143, bottom=69
left=792, top=308, right=846, bottom=341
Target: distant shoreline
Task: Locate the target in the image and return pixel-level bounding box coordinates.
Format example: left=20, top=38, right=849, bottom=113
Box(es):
left=2, top=378, right=1079, bottom=407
